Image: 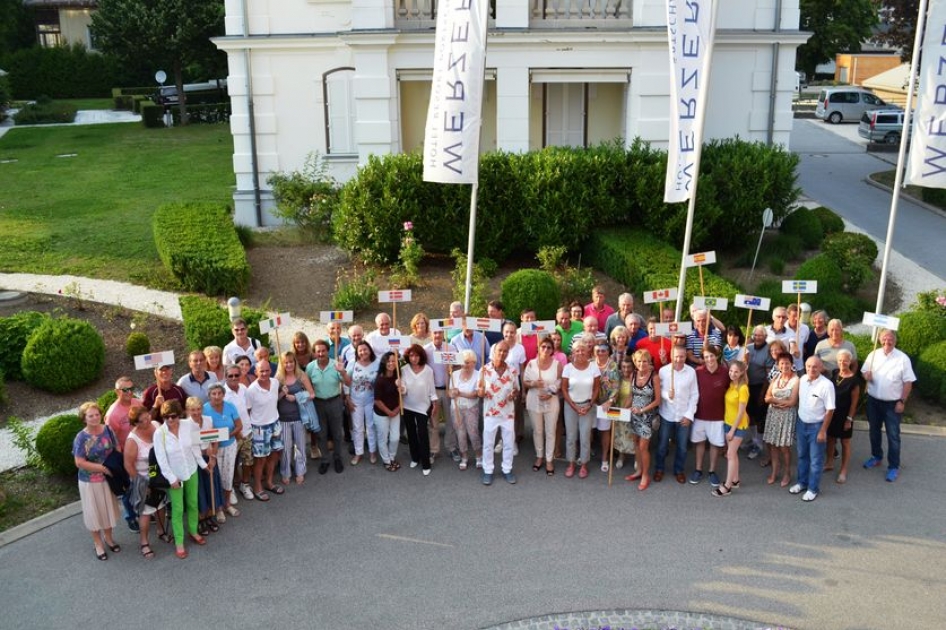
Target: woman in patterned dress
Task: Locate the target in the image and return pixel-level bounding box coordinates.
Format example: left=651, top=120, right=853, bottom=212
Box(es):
left=593, top=340, right=621, bottom=473
left=763, top=353, right=799, bottom=487
left=73, top=401, right=122, bottom=561
left=611, top=355, right=637, bottom=471
left=623, top=349, right=660, bottom=491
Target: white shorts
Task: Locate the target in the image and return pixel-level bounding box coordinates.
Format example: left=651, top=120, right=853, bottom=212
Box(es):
left=690, top=419, right=725, bottom=447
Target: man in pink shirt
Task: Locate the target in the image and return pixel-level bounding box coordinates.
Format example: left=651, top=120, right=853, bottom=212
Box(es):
left=105, top=375, right=141, bottom=531
left=584, top=286, right=615, bottom=332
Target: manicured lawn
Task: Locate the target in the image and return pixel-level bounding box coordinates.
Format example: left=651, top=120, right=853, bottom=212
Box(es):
left=0, top=123, right=234, bottom=286
left=62, top=98, right=115, bottom=110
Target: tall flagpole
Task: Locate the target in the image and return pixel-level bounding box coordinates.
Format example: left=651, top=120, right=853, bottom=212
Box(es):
left=463, top=182, right=479, bottom=314
left=875, top=0, right=928, bottom=323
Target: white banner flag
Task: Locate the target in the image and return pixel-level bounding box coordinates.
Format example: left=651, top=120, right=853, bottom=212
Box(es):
left=906, top=1, right=946, bottom=187
left=422, top=0, right=489, bottom=184
left=664, top=0, right=717, bottom=203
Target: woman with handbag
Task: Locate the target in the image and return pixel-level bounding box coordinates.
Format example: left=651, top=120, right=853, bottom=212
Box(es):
left=73, top=401, right=122, bottom=561
left=123, top=405, right=169, bottom=559
left=152, top=399, right=208, bottom=559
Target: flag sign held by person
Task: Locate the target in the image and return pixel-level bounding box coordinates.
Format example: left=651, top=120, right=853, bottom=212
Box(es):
left=434, top=351, right=464, bottom=366
left=782, top=280, right=818, bottom=350
left=734, top=294, right=772, bottom=335
left=520, top=320, right=556, bottom=336
left=379, top=289, right=412, bottom=332
left=259, top=312, right=292, bottom=355
left=134, top=350, right=175, bottom=371
left=430, top=317, right=464, bottom=331
left=319, top=311, right=353, bottom=324
left=684, top=250, right=717, bottom=296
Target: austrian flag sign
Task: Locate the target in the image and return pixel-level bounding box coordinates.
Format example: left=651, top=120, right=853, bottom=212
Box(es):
left=378, top=290, right=412, bottom=303
left=422, top=0, right=489, bottom=184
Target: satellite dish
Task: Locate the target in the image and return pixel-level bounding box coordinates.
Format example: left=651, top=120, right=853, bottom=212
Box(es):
left=155, top=70, right=167, bottom=85
left=762, top=207, right=774, bottom=227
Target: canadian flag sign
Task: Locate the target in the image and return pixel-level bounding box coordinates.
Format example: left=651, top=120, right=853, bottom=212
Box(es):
left=643, top=288, right=678, bottom=304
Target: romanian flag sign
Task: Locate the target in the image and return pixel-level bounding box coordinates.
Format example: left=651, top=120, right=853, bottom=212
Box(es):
left=319, top=311, right=354, bottom=323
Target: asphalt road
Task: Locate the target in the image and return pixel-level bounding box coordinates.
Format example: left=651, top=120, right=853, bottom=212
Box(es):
left=792, top=119, right=946, bottom=280
left=2, top=430, right=944, bottom=630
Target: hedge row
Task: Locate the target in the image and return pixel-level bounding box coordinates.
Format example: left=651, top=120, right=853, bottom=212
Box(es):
left=334, top=139, right=799, bottom=265
left=153, top=202, right=250, bottom=296
left=917, top=341, right=946, bottom=406
left=0, top=44, right=118, bottom=99
left=12, top=99, right=77, bottom=125
left=583, top=229, right=743, bottom=324
left=179, top=295, right=270, bottom=351
left=0, top=311, right=49, bottom=380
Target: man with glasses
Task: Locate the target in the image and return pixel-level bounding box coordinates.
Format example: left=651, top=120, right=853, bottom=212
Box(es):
left=223, top=318, right=262, bottom=367
left=223, top=365, right=255, bottom=502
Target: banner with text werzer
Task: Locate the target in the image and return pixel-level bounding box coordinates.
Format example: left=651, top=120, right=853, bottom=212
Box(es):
left=906, top=0, right=946, bottom=188
left=663, top=0, right=716, bottom=203
left=422, top=0, right=489, bottom=184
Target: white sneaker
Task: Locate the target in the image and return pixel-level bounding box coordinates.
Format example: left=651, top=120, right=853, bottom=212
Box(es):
left=459, top=459, right=468, bottom=471
left=615, top=456, right=624, bottom=470
left=410, top=461, right=419, bottom=469
left=601, top=462, right=609, bottom=473
left=494, top=441, right=503, bottom=454
left=475, top=458, right=483, bottom=469
left=802, top=490, right=818, bottom=502
left=230, top=492, right=238, bottom=506
left=240, top=483, right=254, bottom=500
left=422, top=468, right=431, bottom=476
left=788, top=483, right=805, bottom=495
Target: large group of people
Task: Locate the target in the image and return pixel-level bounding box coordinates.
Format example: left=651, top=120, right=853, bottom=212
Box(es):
left=72, top=286, right=918, bottom=560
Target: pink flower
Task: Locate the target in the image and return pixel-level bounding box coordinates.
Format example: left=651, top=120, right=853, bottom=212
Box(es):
left=403, top=221, right=413, bottom=231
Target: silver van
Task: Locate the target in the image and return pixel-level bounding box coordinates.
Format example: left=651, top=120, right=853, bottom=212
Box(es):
left=858, top=109, right=909, bottom=144
left=815, top=87, right=896, bottom=124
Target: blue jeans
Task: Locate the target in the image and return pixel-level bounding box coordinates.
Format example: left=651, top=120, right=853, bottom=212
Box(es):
left=655, top=420, right=690, bottom=475
left=866, top=396, right=901, bottom=470
left=796, top=419, right=826, bottom=494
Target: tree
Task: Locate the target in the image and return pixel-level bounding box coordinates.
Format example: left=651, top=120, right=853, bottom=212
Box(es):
left=0, top=0, right=37, bottom=57
left=797, top=0, right=879, bottom=78
left=90, top=0, right=224, bottom=124
left=875, top=0, right=920, bottom=61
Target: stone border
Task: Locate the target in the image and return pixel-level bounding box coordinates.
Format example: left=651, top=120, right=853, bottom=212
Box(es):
left=0, top=500, right=81, bottom=548
left=482, top=608, right=791, bottom=630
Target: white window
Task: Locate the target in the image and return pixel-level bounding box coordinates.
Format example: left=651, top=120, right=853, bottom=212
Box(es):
left=323, top=68, right=357, bottom=155
left=545, top=83, right=586, bottom=148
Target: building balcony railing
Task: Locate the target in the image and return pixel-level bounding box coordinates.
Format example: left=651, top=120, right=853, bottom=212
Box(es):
left=394, top=0, right=631, bottom=30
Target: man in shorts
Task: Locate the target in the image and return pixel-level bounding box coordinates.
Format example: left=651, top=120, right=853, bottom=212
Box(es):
left=245, top=361, right=283, bottom=501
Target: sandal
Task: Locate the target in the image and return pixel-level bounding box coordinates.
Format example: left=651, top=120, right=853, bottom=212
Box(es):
left=546, top=466, right=555, bottom=476
left=140, top=544, right=155, bottom=559
left=158, top=532, right=173, bottom=544
left=254, top=490, right=271, bottom=502
left=189, top=533, right=207, bottom=546
left=105, top=542, right=121, bottom=553
left=95, top=547, right=108, bottom=561
left=197, top=520, right=210, bottom=536
left=175, top=548, right=188, bottom=559
left=532, top=459, right=543, bottom=472
left=207, top=518, right=220, bottom=533
left=265, top=485, right=286, bottom=495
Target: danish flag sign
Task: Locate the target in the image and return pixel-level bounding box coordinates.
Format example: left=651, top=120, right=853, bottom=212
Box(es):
left=378, top=290, right=413, bottom=303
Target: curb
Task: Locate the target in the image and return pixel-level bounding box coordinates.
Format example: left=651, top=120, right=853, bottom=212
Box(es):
left=0, top=500, right=81, bottom=548
left=864, top=174, right=946, bottom=221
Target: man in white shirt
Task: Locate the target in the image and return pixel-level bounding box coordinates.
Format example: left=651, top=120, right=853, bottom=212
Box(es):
left=365, top=312, right=403, bottom=358
left=656, top=346, right=699, bottom=483
left=223, top=364, right=255, bottom=501
left=495, top=321, right=526, bottom=455
left=861, top=329, right=916, bottom=482
left=223, top=318, right=262, bottom=367
left=790, top=356, right=835, bottom=502
left=425, top=330, right=456, bottom=462
left=244, top=362, right=283, bottom=501
left=786, top=303, right=810, bottom=373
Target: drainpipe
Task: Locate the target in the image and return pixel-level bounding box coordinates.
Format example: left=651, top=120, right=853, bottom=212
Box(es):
left=241, top=0, right=263, bottom=226
left=767, top=0, right=782, bottom=146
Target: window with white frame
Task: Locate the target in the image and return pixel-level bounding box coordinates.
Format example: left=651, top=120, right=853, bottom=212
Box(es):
left=323, top=68, right=357, bottom=155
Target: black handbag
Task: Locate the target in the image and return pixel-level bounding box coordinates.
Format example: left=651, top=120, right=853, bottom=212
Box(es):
left=147, top=429, right=171, bottom=490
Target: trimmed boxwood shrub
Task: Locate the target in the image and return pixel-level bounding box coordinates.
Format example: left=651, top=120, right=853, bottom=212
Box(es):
left=153, top=202, right=250, bottom=296
left=817, top=292, right=870, bottom=325
left=812, top=206, right=845, bottom=235
left=917, top=341, right=946, bottom=405
left=583, top=229, right=742, bottom=323
left=896, top=310, right=946, bottom=359
left=780, top=207, right=823, bottom=249
left=141, top=100, right=164, bottom=128
left=501, top=269, right=560, bottom=321
left=125, top=331, right=151, bottom=357
left=35, top=414, right=84, bottom=476
left=822, top=232, right=878, bottom=291
left=21, top=318, right=106, bottom=394
left=796, top=253, right=843, bottom=291
left=179, top=295, right=270, bottom=351
left=0, top=311, right=48, bottom=381
left=12, top=99, right=78, bottom=125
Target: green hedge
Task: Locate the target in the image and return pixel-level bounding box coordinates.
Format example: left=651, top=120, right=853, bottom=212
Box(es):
left=0, top=311, right=49, bottom=381
left=843, top=332, right=874, bottom=366
left=781, top=207, right=824, bottom=249
left=796, top=253, right=843, bottom=291
left=141, top=100, right=164, bottom=128
left=334, top=139, right=799, bottom=265
left=583, top=229, right=742, bottom=323
left=916, top=341, right=946, bottom=405
left=896, top=310, right=946, bottom=360
left=822, top=232, right=878, bottom=291
left=12, top=99, right=78, bottom=125
left=0, top=44, right=118, bottom=99
left=21, top=318, right=106, bottom=394
left=501, top=269, right=560, bottom=321
left=179, top=295, right=270, bottom=351
left=153, top=202, right=250, bottom=296
left=812, top=206, right=845, bottom=235
left=35, top=414, right=84, bottom=476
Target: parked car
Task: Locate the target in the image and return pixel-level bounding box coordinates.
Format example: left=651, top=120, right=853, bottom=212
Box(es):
left=154, top=80, right=228, bottom=107
left=815, top=87, right=897, bottom=124
left=858, top=109, right=909, bottom=144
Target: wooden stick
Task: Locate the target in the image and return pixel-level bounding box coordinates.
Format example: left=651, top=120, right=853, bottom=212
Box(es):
left=392, top=303, right=398, bottom=338
left=795, top=292, right=802, bottom=350
left=704, top=308, right=711, bottom=340
left=274, top=329, right=281, bottom=357
left=698, top=265, right=706, bottom=296
left=745, top=310, right=754, bottom=363
left=395, top=348, right=404, bottom=413
left=608, top=418, right=615, bottom=488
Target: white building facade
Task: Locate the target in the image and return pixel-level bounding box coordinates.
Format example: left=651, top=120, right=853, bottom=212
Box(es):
left=214, top=0, right=808, bottom=226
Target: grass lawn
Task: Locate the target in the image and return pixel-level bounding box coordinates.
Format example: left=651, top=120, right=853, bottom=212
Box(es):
left=0, top=123, right=234, bottom=286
